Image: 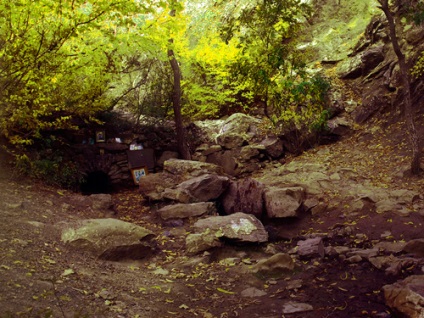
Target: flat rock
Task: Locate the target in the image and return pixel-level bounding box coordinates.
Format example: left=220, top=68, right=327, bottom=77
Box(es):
left=241, top=287, right=267, bottom=298
left=60, top=218, right=153, bottom=260
left=193, top=212, right=268, bottom=243
left=185, top=230, right=222, bottom=255
left=383, top=275, right=424, bottom=318
left=282, top=301, right=313, bottom=314
left=164, top=159, right=224, bottom=177
left=158, top=202, right=217, bottom=220
left=175, top=174, right=230, bottom=203
left=251, top=253, right=294, bottom=274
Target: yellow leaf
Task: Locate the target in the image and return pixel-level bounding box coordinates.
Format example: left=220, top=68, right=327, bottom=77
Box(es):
left=217, top=287, right=235, bottom=295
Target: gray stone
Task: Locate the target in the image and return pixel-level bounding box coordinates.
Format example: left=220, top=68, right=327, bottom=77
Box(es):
left=219, top=113, right=262, bottom=137
left=176, top=174, right=230, bottom=203
left=297, top=237, right=325, bottom=258
left=216, top=132, right=247, bottom=149
left=90, top=194, right=113, bottom=211
left=221, top=178, right=265, bottom=218
left=251, top=253, right=294, bottom=274
left=206, top=150, right=239, bottom=176
left=60, top=218, right=153, bottom=260
left=158, top=202, right=217, bottom=220
left=241, top=287, right=267, bottom=298
left=193, top=212, right=268, bottom=243
left=403, top=239, right=424, bottom=257
left=185, top=230, right=222, bottom=255
left=239, top=145, right=262, bottom=161
left=264, top=186, right=304, bottom=218
left=261, top=137, right=284, bottom=159
left=383, top=275, right=424, bottom=318
left=164, top=159, right=225, bottom=178
left=282, top=302, right=313, bottom=314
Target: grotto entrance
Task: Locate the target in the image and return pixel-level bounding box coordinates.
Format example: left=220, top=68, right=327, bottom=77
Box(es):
left=80, top=170, right=112, bottom=195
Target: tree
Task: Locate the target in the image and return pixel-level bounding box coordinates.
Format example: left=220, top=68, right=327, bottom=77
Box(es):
left=167, top=1, right=191, bottom=160
left=378, top=0, right=422, bottom=174
left=0, top=0, right=145, bottom=145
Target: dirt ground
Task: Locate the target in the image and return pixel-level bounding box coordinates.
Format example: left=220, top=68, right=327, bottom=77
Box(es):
left=0, top=114, right=423, bottom=318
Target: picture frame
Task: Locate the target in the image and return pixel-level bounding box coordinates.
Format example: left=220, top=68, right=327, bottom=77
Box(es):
left=95, top=130, right=106, bottom=143
left=131, top=167, right=148, bottom=185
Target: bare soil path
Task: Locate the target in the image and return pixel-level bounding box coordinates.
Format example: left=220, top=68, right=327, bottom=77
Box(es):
left=0, top=114, right=423, bottom=318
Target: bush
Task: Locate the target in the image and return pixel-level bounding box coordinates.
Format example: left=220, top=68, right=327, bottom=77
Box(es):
left=15, top=152, right=84, bottom=190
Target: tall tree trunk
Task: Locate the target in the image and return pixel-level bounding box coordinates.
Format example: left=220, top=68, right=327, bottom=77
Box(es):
left=379, top=0, right=421, bottom=174
left=168, top=8, right=191, bottom=160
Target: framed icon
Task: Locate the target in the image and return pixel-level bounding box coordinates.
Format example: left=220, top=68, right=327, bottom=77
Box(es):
left=131, top=167, right=148, bottom=185
left=96, top=130, right=106, bottom=143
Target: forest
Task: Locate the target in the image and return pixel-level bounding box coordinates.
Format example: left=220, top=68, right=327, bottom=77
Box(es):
left=0, top=1, right=424, bottom=317
left=1, top=0, right=423, bottom=169
left=0, top=0, right=334, bottom=148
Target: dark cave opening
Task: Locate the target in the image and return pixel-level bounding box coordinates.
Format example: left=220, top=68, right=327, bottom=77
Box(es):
left=80, top=170, right=112, bottom=195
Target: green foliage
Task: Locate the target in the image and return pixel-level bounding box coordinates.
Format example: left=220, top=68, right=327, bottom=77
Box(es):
left=0, top=0, right=155, bottom=145
left=15, top=150, right=84, bottom=189
left=412, top=51, right=424, bottom=78
left=271, top=73, right=331, bottom=132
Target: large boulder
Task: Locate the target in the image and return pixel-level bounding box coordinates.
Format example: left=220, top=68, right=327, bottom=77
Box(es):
left=60, top=218, right=154, bottom=261
left=158, top=202, right=217, bottom=220
left=173, top=174, right=230, bottom=203
left=219, top=113, right=262, bottom=137
left=264, top=186, right=305, bottom=218
left=383, top=275, right=424, bottom=318
left=221, top=178, right=265, bottom=218
left=193, top=212, right=268, bottom=243
left=164, top=159, right=225, bottom=178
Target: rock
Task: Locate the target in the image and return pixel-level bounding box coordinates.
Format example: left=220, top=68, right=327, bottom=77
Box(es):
left=157, top=151, right=179, bottom=167
left=185, top=230, right=222, bottom=255
left=383, top=275, right=424, bottom=318
left=161, top=187, right=192, bottom=203
left=374, top=241, right=406, bottom=254
left=241, top=287, right=267, bottom=298
left=239, top=145, right=262, bottom=161
left=60, top=218, right=153, bottom=260
left=216, top=132, right=247, bottom=149
left=164, top=159, right=225, bottom=178
left=139, top=172, right=181, bottom=199
left=193, top=212, right=268, bottom=243
left=221, top=178, right=265, bottom=218
left=297, top=237, right=325, bottom=258
left=175, top=174, right=230, bottom=203
left=158, top=202, right=217, bottom=220
left=260, top=137, right=284, bottom=159
left=263, top=186, right=305, bottom=218
left=282, top=302, right=313, bottom=314
left=403, top=239, right=424, bottom=257
left=251, top=253, right=294, bottom=274
left=219, top=113, right=262, bottom=137
left=327, top=116, right=352, bottom=136
left=87, top=194, right=113, bottom=211
left=206, top=150, right=239, bottom=176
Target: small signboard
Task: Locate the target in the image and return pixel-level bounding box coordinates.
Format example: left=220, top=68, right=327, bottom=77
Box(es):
left=96, top=130, right=106, bottom=143
left=127, top=149, right=155, bottom=172
left=131, top=167, right=148, bottom=185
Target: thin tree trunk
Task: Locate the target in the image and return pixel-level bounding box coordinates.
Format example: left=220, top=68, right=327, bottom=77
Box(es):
left=379, top=0, right=421, bottom=174
left=168, top=8, right=191, bottom=160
